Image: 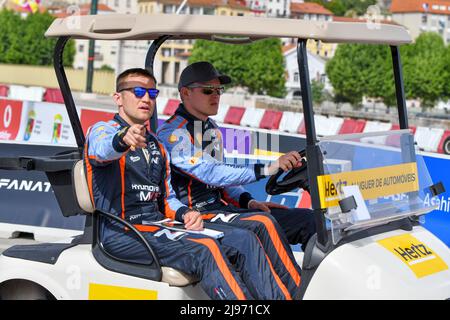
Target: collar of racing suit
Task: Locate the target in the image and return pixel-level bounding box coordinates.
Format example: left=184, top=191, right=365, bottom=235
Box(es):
left=175, top=103, right=215, bottom=132
left=113, top=113, right=152, bottom=135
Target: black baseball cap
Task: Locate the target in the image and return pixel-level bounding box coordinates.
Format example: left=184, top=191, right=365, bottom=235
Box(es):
left=178, top=61, right=232, bottom=91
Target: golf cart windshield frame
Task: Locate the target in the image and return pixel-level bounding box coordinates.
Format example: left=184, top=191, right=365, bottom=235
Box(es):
left=48, top=14, right=412, bottom=248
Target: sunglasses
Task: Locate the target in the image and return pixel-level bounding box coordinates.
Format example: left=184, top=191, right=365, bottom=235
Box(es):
left=188, top=85, right=225, bottom=96
left=119, top=87, right=160, bottom=99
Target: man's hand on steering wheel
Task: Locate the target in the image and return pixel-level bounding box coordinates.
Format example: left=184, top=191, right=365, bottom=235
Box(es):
left=265, top=149, right=309, bottom=195
left=266, top=151, right=303, bottom=176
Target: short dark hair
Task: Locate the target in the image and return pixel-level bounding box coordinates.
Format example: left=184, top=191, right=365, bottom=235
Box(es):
left=116, top=68, right=157, bottom=92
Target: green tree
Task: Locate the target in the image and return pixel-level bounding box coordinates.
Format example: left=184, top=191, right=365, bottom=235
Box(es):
left=98, top=64, right=115, bottom=72
left=444, top=45, right=450, bottom=100
left=326, top=43, right=396, bottom=106
left=311, top=79, right=325, bottom=105
left=401, top=32, right=447, bottom=109
left=0, top=10, right=25, bottom=64
left=0, top=10, right=75, bottom=67
left=306, top=0, right=377, bottom=16
left=189, top=38, right=286, bottom=98
left=326, top=32, right=448, bottom=109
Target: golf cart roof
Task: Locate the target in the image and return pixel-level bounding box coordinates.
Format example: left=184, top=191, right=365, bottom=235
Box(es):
left=45, top=13, right=412, bottom=45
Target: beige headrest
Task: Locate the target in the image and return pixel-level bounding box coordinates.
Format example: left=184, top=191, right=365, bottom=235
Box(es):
left=73, top=160, right=94, bottom=214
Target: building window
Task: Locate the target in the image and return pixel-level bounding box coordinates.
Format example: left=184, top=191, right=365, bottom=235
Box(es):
left=114, top=0, right=119, bottom=7
left=422, top=14, right=428, bottom=24
left=204, top=7, right=214, bottom=15
left=79, top=44, right=84, bottom=52
left=294, top=72, right=299, bottom=82
left=163, top=5, right=173, bottom=14
left=126, top=0, right=131, bottom=8
left=174, top=62, right=180, bottom=82
left=162, top=48, right=171, bottom=57
left=174, top=49, right=184, bottom=56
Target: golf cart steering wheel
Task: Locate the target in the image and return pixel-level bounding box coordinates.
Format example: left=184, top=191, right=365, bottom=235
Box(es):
left=265, top=149, right=309, bottom=195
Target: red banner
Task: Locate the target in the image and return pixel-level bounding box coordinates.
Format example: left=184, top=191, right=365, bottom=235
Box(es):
left=80, top=108, right=115, bottom=136
left=0, top=99, right=23, bottom=141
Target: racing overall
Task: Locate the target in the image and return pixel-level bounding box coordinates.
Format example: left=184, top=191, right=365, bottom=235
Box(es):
left=158, top=105, right=312, bottom=296
left=84, top=114, right=294, bottom=300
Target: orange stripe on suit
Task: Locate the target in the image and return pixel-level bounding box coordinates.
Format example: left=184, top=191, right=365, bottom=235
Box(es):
left=187, top=237, right=247, bottom=300
left=83, top=143, right=96, bottom=208
left=119, top=156, right=126, bottom=220
left=241, top=215, right=301, bottom=286
left=159, top=143, right=177, bottom=220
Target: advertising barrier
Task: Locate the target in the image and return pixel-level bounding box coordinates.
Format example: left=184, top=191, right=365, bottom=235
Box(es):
left=0, top=99, right=448, bottom=248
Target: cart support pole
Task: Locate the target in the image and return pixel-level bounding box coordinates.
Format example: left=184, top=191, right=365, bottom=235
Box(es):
left=391, top=46, right=409, bottom=130
left=145, top=36, right=171, bottom=133
left=297, top=39, right=328, bottom=247
left=53, top=37, right=85, bottom=152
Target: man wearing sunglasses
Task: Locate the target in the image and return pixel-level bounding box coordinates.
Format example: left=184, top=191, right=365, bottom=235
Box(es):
left=158, top=62, right=315, bottom=255
left=83, top=68, right=299, bottom=300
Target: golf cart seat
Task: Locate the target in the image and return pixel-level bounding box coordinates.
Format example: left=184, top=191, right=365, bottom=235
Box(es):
left=73, top=160, right=196, bottom=287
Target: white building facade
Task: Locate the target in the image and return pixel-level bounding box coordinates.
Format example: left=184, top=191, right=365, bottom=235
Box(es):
left=391, top=0, right=450, bottom=45
left=284, top=45, right=332, bottom=99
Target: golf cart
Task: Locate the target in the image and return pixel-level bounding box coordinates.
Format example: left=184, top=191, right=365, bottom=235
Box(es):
left=0, top=13, right=449, bottom=300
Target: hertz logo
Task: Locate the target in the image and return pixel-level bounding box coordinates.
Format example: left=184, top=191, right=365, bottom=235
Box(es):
left=324, top=179, right=348, bottom=197
left=378, top=234, right=448, bottom=278
left=393, top=244, right=433, bottom=263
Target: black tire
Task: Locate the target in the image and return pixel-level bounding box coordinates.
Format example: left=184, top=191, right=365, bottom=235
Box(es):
left=444, top=137, right=450, bottom=155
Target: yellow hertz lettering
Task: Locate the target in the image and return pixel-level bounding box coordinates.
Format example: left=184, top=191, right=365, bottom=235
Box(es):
left=378, top=234, right=448, bottom=278
left=317, top=162, right=419, bottom=208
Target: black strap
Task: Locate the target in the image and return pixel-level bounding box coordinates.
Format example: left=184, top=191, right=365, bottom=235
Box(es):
left=0, top=157, right=76, bottom=172
left=430, top=182, right=445, bottom=197
left=0, top=158, right=34, bottom=170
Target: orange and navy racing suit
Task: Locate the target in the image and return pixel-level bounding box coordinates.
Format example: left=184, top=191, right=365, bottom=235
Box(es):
left=158, top=105, right=310, bottom=296
left=84, top=113, right=298, bottom=300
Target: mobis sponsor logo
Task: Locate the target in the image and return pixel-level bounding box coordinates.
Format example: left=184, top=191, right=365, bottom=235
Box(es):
left=0, top=179, right=52, bottom=192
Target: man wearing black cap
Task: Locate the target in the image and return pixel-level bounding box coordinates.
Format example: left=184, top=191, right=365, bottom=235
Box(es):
left=158, top=61, right=315, bottom=253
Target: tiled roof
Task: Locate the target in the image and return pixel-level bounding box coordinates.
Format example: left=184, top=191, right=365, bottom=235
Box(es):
left=51, top=3, right=115, bottom=18
left=139, top=0, right=226, bottom=7
left=333, top=16, right=398, bottom=25
left=226, top=0, right=248, bottom=10
left=391, top=0, right=450, bottom=15
left=282, top=43, right=296, bottom=53
left=290, top=2, right=333, bottom=15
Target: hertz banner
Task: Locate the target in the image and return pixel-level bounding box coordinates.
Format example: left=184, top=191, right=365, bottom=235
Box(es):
left=317, top=162, right=420, bottom=209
